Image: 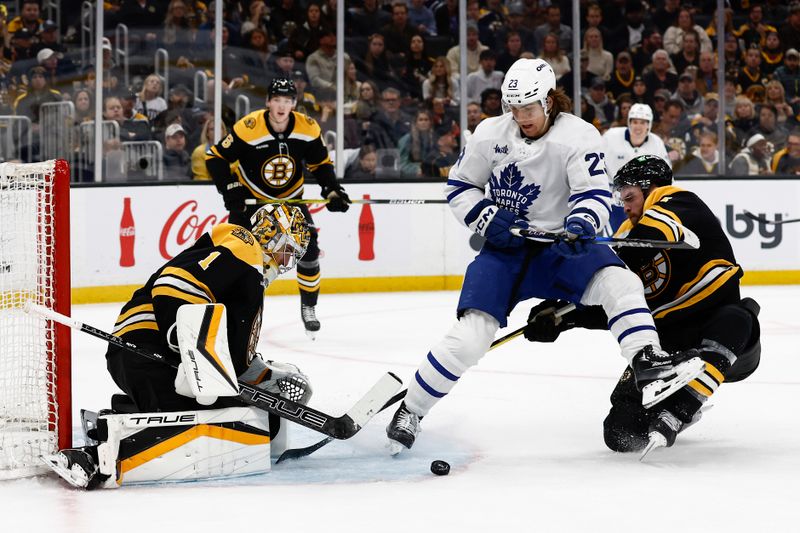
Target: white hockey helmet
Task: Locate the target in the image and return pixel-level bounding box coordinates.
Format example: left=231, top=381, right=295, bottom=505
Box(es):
left=628, top=103, right=653, bottom=131
left=250, top=204, right=310, bottom=276
left=501, top=58, right=557, bottom=116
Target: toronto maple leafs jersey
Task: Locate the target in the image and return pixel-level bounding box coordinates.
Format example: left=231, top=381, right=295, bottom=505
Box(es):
left=446, top=112, right=613, bottom=234
left=602, top=127, right=671, bottom=183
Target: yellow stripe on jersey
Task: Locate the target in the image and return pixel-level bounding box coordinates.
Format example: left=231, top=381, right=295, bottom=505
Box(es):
left=653, top=262, right=740, bottom=319
left=161, top=267, right=214, bottom=300
left=115, top=303, right=154, bottom=325
left=210, top=223, right=263, bottom=271
left=675, top=259, right=734, bottom=298
left=152, top=286, right=212, bottom=304
left=114, top=321, right=159, bottom=337
left=205, top=144, right=223, bottom=160
left=650, top=204, right=683, bottom=227
left=118, top=424, right=270, bottom=483
left=638, top=215, right=678, bottom=242
left=307, top=155, right=333, bottom=172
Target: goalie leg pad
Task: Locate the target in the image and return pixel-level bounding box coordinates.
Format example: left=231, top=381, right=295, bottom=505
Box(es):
left=406, top=309, right=499, bottom=416
left=94, top=407, right=272, bottom=488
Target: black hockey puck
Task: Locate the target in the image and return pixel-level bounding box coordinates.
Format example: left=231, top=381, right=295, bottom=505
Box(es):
left=430, top=460, right=450, bottom=476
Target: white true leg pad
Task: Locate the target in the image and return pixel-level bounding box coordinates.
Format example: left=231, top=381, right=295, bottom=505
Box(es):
left=581, top=266, right=660, bottom=362
left=406, top=310, right=499, bottom=417
left=95, top=407, right=273, bottom=488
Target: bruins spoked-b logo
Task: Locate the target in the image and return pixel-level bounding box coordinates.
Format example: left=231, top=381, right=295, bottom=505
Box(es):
left=638, top=252, right=670, bottom=298
left=261, top=154, right=296, bottom=187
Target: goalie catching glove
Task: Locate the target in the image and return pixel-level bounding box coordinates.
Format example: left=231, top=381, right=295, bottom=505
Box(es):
left=241, top=354, right=313, bottom=405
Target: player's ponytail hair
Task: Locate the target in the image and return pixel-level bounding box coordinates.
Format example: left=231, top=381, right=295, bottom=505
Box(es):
left=547, top=88, right=573, bottom=121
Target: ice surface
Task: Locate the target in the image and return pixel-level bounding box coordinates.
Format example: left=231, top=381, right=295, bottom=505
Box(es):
left=2, top=286, right=798, bottom=532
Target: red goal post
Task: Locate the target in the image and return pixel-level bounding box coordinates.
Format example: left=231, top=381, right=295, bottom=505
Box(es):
left=0, top=159, right=71, bottom=479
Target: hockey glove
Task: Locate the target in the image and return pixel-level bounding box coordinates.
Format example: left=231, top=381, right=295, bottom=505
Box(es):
left=325, top=187, right=351, bottom=212
left=222, top=182, right=249, bottom=214
left=524, top=299, right=570, bottom=343
left=553, top=216, right=595, bottom=257
left=468, top=201, right=528, bottom=248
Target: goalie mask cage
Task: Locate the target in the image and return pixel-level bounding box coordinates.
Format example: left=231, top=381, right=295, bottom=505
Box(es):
left=0, top=159, right=71, bottom=479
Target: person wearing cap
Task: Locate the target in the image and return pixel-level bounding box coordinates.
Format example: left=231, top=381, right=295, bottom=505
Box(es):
left=32, top=20, right=69, bottom=57
left=729, top=133, right=772, bottom=175
left=643, top=49, right=678, bottom=101
left=606, top=51, right=636, bottom=101
left=13, top=65, right=61, bottom=127
left=672, top=71, right=704, bottom=118
left=749, top=103, right=788, bottom=151
left=773, top=48, right=800, bottom=102
left=10, top=27, right=36, bottom=63
left=162, top=123, right=192, bottom=180
left=7, top=0, right=41, bottom=36
left=586, top=76, right=615, bottom=129
left=689, top=92, right=721, bottom=137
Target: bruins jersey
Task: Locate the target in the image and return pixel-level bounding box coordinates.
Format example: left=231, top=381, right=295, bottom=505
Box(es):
left=111, top=223, right=265, bottom=375
left=615, top=186, right=742, bottom=326
left=205, top=109, right=336, bottom=200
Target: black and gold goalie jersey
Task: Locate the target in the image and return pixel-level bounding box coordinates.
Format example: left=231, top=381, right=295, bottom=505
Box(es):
left=110, top=223, right=265, bottom=376
left=205, top=109, right=337, bottom=200
left=614, top=186, right=742, bottom=326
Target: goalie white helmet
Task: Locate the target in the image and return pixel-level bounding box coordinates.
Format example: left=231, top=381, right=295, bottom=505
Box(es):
left=501, top=58, right=557, bottom=116
left=250, top=204, right=310, bottom=277
left=628, top=103, right=653, bottom=131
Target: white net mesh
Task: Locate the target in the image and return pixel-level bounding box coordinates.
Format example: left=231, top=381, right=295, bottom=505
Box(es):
left=0, top=160, right=61, bottom=479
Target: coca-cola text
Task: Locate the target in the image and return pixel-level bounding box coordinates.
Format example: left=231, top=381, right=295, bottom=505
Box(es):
left=160, top=200, right=228, bottom=259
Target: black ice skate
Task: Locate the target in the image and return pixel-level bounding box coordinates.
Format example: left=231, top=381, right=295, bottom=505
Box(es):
left=633, top=345, right=705, bottom=408
left=42, top=448, right=107, bottom=490
left=639, top=410, right=684, bottom=461
left=301, top=304, right=320, bottom=340
left=386, top=402, right=422, bottom=455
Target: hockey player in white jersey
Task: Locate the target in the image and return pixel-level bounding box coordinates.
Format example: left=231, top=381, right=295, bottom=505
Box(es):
left=386, top=58, right=704, bottom=454
left=602, top=103, right=670, bottom=231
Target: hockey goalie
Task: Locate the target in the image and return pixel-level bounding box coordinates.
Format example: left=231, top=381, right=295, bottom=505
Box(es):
left=44, top=204, right=313, bottom=489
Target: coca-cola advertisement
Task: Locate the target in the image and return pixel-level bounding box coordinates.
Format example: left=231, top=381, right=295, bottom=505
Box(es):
left=119, top=197, right=136, bottom=267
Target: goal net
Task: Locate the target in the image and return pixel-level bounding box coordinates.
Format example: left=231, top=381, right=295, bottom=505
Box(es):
left=0, top=160, right=71, bottom=479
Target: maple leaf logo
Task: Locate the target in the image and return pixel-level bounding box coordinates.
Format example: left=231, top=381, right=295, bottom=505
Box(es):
left=489, top=162, right=541, bottom=217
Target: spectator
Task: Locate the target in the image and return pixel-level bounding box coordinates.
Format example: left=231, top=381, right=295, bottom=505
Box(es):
left=729, top=133, right=772, bottom=175
left=352, top=0, right=391, bottom=37
left=680, top=130, right=720, bottom=175
left=241, top=28, right=273, bottom=89
left=428, top=95, right=458, bottom=137
left=737, top=46, right=766, bottom=95
left=119, top=90, right=149, bottom=123
left=240, top=0, right=269, bottom=36
left=496, top=31, right=524, bottom=73
left=630, top=28, right=663, bottom=74
left=670, top=29, right=701, bottom=76
left=466, top=101, right=482, bottom=133
left=771, top=130, right=800, bottom=174
left=651, top=88, right=670, bottom=118
left=722, top=33, right=744, bottom=74
left=72, top=89, right=94, bottom=124
left=695, top=51, right=718, bottom=97
left=673, top=72, right=704, bottom=118
left=759, top=31, right=784, bottom=76
left=477, top=0, right=505, bottom=51
left=583, top=2, right=612, bottom=45
left=652, top=0, right=680, bottom=35
left=10, top=28, right=36, bottom=65
left=103, top=95, right=151, bottom=142
left=774, top=48, right=800, bottom=103
left=314, top=86, right=336, bottom=134
left=163, top=123, right=191, bottom=180
left=37, top=48, right=75, bottom=95
left=608, top=0, right=646, bottom=55
left=405, top=34, right=435, bottom=100
left=32, top=20, right=69, bottom=58
left=631, top=75, right=649, bottom=104
left=367, top=87, right=411, bottom=149
left=765, top=79, right=794, bottom=125
left=652, top=99, right=687, bottom=164
left=688, top=92, right=720, bottom=143
left=269, top=0, right=304, bottom=42
left=381, top=2, right=416, bottom=56
left=583, top=27, right=612, bottom=80
left=735, top=4, right=777, bottom=50
left=191, top=117, right=226, bottom=180
left=534, top=5, right=572, bottom=54
left=643, top=50, right=678, bottom=100
left=539, top=33, right=570, bottom=81
left=288, top=2, right=328, bottom=62
left=134, top=74, right=168, bottom=122
left=466, top=49, right=503, bottom=104
left=421, top=130, right=459, bottom=178
left=270, top=46, right=296, bottom=80
left=479, top=87, right=502, bottom=119
left=586, top=77, right=615, bottom=130
left=778, top=2, right=800, bottom=53
left=354, top=79, right=381, bottom=124
left=732, top=95, right=759, bottom=142
left=344, top=144, right=378, bottom=180
left=422, top=56, right=459, bottom=107
left=495, top=2, right=536, bottom=56
left=610, top=94, right=633, bottom=128
left=606, top=52, right=637, bottom=102
left=160, top=0, right=196, bottom=61
left=749, top=103, right=787, bottom=151
left=320, top=0, right=337, bottom=31
left=663, top=7, right=713, bottom=55
left=446, top=22, right=487, bottom=76
left=7, top=0, right=41, bottom=35
left=306, top=29, right=347, bottom=91
left=398, top=108, right=436, bottom=178
left=434, top=0, right=457, bottom=40
left=293, top=70, right=319, bottom=118
left=355, top=33, right=395, bottom=90
left=560, top=49, right=593, bottom=98
left=343, top=58, right=360, bottom=113
left=118, top=0, right=166, bottom=31
left=408, top=0, right=436, bottom=36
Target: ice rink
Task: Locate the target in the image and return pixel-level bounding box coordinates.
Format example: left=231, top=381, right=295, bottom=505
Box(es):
left=3, top=285, right=799, bottom=532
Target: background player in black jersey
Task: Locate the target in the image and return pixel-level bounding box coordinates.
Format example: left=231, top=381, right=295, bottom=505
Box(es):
left=44, top=205, right=313, bottom=488
left=524, top=155, right=761, bottom=456
left=205, top=78, right=351, bottom=339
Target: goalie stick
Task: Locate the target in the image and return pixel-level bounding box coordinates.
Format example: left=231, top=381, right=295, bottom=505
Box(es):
left=276, top=302, right=577, bottom=463
left=510, top=227, right=700, bottom=249
left=25, top=302, right=401, bottom=440
left=743, top=211, right=800, bottom=225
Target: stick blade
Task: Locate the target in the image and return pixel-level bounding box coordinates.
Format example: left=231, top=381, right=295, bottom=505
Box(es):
left=343, top=372, right=403, bottom=431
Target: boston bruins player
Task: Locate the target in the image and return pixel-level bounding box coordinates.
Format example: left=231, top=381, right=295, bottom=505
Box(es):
left=524, top=155, right=761, bottom=455
left=206, top=78, right=350, bottom=338
left=44, top=205, right=313, bottom=489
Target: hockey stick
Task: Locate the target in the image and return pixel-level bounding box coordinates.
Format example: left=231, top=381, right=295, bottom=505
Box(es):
left=245, top=198, right=448, bottom=206
left=510, top=227, right=700, bottom=250
left=743, top=211, right=800, bottom=225
left=24, top=302, right=402, bottom=440
left=276, top=302, right=577, bottom=463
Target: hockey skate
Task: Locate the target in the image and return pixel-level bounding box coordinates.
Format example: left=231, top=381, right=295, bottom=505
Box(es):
left=42, top=448, right=107, bottom=490
left=639, top=410, right=683, bottom=461
left=633, top=345, right=705, bottom=408
left=301, top=304, right=320, bottom=340
left=386, top=402, right=422, bottom=456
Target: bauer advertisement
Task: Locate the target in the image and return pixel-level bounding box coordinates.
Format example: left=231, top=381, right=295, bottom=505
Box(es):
left=70, top=180, right=799, bottom=302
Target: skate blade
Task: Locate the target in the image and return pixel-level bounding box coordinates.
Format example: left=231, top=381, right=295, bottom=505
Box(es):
left=41, top=455, right=89, bottom=488
left=641, top=357, right=705, bottom=408
left=387, top=439, right=406, bottom=456
left=304, top=329, right=317, bottom=341
left=639, top=431, right=668, bottom=462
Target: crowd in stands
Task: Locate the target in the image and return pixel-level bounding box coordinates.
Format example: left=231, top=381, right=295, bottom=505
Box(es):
left=1, top=0, right=800, bottom=181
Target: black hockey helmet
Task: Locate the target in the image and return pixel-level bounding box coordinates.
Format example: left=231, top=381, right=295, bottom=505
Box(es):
left=268, top=78, right=297, bottom=100
left=613, top=154, right=673, bottom=192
